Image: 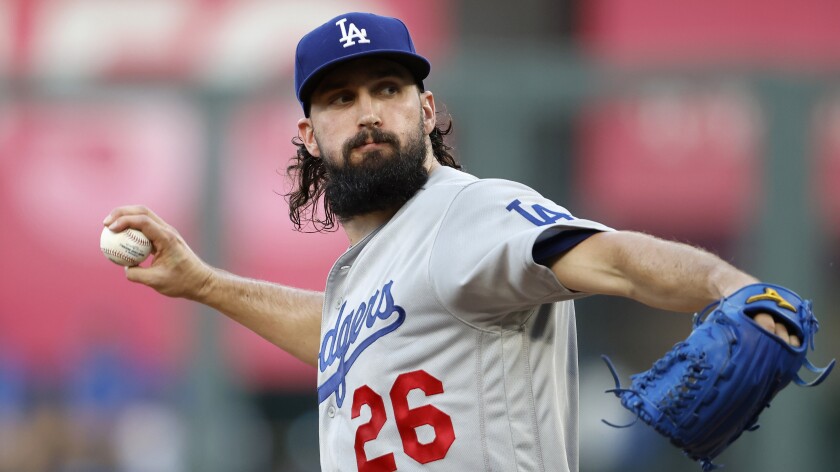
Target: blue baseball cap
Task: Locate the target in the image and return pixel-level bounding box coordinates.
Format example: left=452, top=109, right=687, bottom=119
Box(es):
left=295, top=12, right=431, bottom=115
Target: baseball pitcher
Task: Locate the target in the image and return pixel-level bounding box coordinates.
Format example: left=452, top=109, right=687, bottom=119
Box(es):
left=104, top=12, right=832, bottom=472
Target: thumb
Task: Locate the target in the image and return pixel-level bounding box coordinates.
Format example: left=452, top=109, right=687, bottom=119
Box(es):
left=125, top=265, right=156, bottom=287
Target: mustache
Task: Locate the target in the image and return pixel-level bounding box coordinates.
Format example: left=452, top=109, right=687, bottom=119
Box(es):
left=342, top=128, right=400, bottom=157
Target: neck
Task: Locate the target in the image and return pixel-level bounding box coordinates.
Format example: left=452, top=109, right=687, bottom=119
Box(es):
left=341, top=208, right=400, bottom=246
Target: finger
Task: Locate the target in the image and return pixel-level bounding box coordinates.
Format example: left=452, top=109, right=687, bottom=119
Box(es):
left=752, top=312, right=801, bottom=347
left=774, top=321, right=791, bottom=345
left=103, top=205, right=166, bottom=228
left=105, top=214, right=173, bottom=249
left=104, top=205, right=163, bottom=225
left=752, top=313, right=775, bottom=333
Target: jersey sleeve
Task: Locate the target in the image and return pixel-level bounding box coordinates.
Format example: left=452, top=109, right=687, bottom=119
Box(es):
left=428, top=178, right=613, bottom=321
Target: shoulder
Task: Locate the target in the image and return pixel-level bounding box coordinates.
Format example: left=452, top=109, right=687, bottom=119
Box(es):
left=421, top=168, right=613, bottom=232
left=422, top=166, right=480, bottom=190
left=425, top=168, right=546, bottom=210
left=444, top=175, right=570, bottom=224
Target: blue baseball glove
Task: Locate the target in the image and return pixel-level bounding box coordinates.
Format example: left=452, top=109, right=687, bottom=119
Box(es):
left=602, top=283, right=835, bottom=471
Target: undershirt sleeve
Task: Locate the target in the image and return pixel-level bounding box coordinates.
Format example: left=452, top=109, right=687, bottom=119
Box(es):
left=533, top=229, right=601, bottom=266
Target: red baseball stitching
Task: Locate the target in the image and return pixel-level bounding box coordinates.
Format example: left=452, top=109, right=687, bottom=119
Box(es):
left=102, top=247, right=138, bottom=263
left=124, top=230, right=152, bottom=247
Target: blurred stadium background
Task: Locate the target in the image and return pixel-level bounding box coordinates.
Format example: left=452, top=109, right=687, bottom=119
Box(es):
left=0, top=0, right=838, bottom=471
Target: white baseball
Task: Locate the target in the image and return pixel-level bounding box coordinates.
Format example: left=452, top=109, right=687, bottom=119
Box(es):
left=100, top=227, right=153, bottom=266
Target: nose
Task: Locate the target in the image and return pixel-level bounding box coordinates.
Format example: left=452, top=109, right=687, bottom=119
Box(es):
left=356, top=91, right=382, bottom=129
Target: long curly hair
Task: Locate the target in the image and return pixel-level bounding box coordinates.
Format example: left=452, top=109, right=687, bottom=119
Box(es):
left=286, top=113, right=460, bottom=232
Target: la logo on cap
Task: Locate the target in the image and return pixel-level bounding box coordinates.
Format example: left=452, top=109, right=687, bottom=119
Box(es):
left=336, top=18, right=371, bottom=48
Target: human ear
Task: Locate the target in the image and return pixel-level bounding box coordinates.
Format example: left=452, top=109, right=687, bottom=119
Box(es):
left=297, top=118, right=320, bottom=157
left=420, top=91, right=436, bottom=135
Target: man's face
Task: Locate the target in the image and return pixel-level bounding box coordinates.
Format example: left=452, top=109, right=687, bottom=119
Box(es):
left=298, top=58, right=437, bottom=220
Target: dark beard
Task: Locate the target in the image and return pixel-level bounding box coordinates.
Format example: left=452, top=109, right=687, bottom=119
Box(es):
left=323, top=124, right=429, bottom=220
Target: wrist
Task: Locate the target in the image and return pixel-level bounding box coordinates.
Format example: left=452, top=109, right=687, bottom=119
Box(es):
left=714, top=269, right=759, bottom=300
left=189, top=264, right=220, bottom=304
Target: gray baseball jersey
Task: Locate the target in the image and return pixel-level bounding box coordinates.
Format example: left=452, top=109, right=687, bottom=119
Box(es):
left=317, top=166, right=613, bottom=472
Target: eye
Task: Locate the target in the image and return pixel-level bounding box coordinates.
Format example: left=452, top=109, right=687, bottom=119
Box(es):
left=329, top=92, right=353, bottom=105
left=378, top=84, right=400, bottom=96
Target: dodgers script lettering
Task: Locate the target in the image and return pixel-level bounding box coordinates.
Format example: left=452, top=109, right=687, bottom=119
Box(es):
left=318, top=280, right=406, bottom=407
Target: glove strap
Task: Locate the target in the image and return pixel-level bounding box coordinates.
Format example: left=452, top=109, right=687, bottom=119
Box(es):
left=794, top=357, right=836, bottom=387
left=599, top=355, right=639, bottom=429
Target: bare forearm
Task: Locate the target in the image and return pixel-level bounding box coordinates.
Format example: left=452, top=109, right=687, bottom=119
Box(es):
left=553, top=231, right=757, bottom=312
left=197, top=269, right=324, bottom=367
left=609, top=233, right=756, bottom=311
left=103, top=206, right=323, bottom=367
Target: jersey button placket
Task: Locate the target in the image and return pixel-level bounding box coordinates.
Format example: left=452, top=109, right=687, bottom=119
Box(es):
left=328, top=265, right=347, bottom=424
left=335, top=265, right=350, bottom=310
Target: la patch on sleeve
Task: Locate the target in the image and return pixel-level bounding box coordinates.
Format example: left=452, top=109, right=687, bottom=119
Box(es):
left=506, top=198, right=574, bottom=227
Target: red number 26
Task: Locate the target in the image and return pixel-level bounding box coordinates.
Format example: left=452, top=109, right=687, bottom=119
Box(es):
left=351, top=370, right=456, bottom=471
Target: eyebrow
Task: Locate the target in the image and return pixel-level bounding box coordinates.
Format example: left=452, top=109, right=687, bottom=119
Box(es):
left=316, top=65, right=412, bottom=95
